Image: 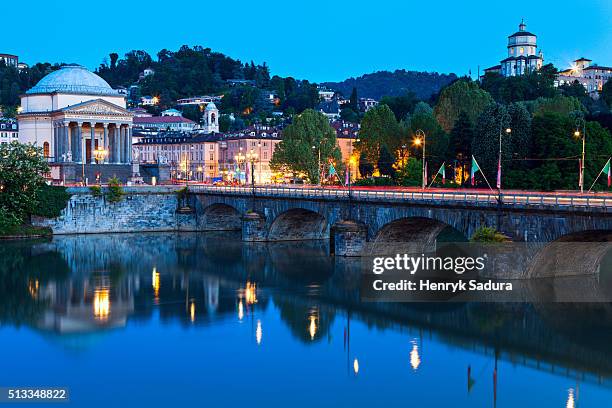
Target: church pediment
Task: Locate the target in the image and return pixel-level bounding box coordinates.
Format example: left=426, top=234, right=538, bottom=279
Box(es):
left=62, top=99, right=131, bottom=116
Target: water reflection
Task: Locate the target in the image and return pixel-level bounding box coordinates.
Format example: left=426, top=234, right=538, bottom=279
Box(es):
left=0, top=232, right=611, bottom=407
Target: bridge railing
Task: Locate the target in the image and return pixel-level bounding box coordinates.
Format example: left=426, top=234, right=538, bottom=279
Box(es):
left=188, top=185, right=611, bottom=209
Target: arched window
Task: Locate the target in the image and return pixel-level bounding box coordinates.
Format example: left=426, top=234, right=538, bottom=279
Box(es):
left=43, top=142, right=50, bottom=158
left=211, top=113, right=216, bottom=125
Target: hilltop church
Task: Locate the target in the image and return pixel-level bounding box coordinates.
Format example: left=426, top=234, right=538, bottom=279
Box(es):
left=484, top=20, right=544, bottom=77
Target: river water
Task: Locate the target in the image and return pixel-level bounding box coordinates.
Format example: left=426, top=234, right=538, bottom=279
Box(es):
left=0, top=232, right=611, bottom=407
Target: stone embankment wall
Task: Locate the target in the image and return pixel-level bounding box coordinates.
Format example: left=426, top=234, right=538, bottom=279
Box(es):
left=33, top=186, right=196, bottom=234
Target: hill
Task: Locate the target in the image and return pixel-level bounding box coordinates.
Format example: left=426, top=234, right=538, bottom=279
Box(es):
left=322, top=69, right=458, bottom=100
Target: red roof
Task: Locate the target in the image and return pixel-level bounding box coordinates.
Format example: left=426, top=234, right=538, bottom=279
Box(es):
left=133, top=116, right=195, bottom=124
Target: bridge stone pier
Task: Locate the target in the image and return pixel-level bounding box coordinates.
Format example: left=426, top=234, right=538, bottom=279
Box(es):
left=190, top=186, right=612, bottom=276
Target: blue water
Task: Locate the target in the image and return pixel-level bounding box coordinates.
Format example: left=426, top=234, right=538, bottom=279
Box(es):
left=0, top=232, right=610, bottom=407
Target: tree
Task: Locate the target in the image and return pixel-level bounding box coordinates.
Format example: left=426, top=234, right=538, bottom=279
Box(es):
left=448, top=111, right=474, bottom=186
left=377, top=145, right=396, bottom=179
left=270, top=109, right=341, bottom=183
left=602, top=79, right=612, bottom=108
left=0, top=142, right=50, bottom=223
left=530, top=95, right=585, bottom=117
left=434, top=79, right=493, bottom=132
left=355, top=104, right=400, bottom=167
left=380, top=92, right=418, bottom=121
left=358, top=151, right=374, bottom=177
left=349, top=87, right=359, bottom=112
left=340, top=107, right=359, bottom=123
left=472, top=104, right=512, bottom=181
left=408, top=110, right=449, bottom=171
left=396, top=157, right=422, bottom=186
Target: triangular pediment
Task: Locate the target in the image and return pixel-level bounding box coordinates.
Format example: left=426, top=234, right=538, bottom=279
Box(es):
left=62, top=99, right=131, bottom=116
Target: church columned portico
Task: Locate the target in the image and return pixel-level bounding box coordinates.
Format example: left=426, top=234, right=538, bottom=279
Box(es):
left=50, top=119, right=132, bottom=164
left=18, top=65, right=134, bottom=182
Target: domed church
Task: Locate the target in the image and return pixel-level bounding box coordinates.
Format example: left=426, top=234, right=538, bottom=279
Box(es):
left=18, top=65, right=133, bottom=181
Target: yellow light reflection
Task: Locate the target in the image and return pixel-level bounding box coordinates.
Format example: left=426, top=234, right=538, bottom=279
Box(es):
left=190, top=301, right=196, bottom=323
left=566, top=388, right=575, bottom=408
left=245, top=281, right=257, bottom=305
left=410, top=340, right=421, bottom=371
left=93, top=288, right=110, bottom=321
left=238, top=300, right=244, bottom=320
left=353, top=358, right=359, bottom=374
left=152, top=268, right=160, bottom=300
left=28, top=279, right=39, bottom=299
left=256, top=320, right=262, bottom=345
left=309, top=315, right=317, bottom=340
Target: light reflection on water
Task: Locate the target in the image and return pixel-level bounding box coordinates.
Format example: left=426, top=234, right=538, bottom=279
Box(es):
left=0, top=232, right=611, bottom=407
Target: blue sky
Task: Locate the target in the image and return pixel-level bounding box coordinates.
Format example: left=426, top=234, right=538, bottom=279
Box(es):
left=4, top=0, right=611, bottom=82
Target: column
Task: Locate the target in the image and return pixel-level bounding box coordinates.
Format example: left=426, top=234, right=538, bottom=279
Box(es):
left=76, top=123, right=83, bottom=163
left=115, top=125, right=122, bottom=164
left=103, top=124, right=109, bottom=164
left=66, top=123, right=72, bottom=162
left=90, top=124, right=96, bottom=164
left=126, top=126, right=132, bottom=164
left=53, top=124, right=58, bottom=163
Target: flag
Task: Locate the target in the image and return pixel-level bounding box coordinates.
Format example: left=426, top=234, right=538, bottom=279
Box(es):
left=579, top=159, right=583, bottom=189
left=345, top=169, right=349, bottom=186
left=436, top=163, right=446, bottom=184
left=471, top=156, right=481, bottom=186
left=496, top=156, right=501, bottom=189
left=329, top=163, right=337, bottom=178
left=603, top=159, right=611, bottom=187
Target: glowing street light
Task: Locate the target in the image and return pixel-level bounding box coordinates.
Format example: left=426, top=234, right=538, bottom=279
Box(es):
left=574, top=118, right=586, bottom=193
left=413, top=129, right=426, bottom=188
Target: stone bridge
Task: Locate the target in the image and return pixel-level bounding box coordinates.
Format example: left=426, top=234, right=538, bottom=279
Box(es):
left=188, top=186, right=612, bottom=278
left=36, top=185, right=612, bottom=279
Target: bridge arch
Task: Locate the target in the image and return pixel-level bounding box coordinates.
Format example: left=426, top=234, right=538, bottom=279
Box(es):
left=526, top=230, right=612, bottom=278
left=367, top=217, right=468, bottom=255
left=268, top=208, right=329, bottom=241
left=200, top=203, right=242, bottom=231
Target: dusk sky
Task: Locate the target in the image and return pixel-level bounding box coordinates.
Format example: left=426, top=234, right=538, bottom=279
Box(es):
left=5, top=0, right=611, bottom=82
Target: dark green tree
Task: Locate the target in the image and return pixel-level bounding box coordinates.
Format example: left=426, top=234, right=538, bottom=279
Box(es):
left=448, top=111, right=474, bottom=185
left=355, top=104, right=400, bottom=167
left=434, top=79, right=493, bottom=132
left=270, top=109, right=341, bottom=183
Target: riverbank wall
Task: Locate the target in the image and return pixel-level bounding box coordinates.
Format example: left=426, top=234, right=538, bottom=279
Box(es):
left=32, top=186, right=198, bottom=234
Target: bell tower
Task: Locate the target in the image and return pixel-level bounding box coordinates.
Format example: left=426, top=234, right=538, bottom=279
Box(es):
left=203, top=102, right=219, bottom=133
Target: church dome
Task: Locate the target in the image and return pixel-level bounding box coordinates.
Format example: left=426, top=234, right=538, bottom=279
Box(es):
left=26, top=64, right=118, bottom=96
left=205, top=102, right=217, bottom=111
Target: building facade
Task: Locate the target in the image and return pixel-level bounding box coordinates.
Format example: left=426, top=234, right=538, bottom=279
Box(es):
left=0, top=54, right=18, bottom=67
left=557, top=58, right=612, bottom=98
left=18, top=64, right=133, bottom=166
left=485, top=20, right=544, bottom=77
left=0, top=118, right=19, bottom=146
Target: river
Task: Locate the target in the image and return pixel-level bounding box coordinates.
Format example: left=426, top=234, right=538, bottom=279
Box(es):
left=0, top=232, right=610, bottom=407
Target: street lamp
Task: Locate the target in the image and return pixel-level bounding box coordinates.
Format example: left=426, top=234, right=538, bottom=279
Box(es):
left=574, top=118, right=586, bottom=193
left=246, top=148, right=258, bottom=193
left=235, top=146, right=246, bottom=185
left=497, top=113, right=512, bottom=192
left=93, top=146, right=108, bottom=185
left=258, top=141, right=262, bottom=184
left=413, top=129, right=426, bottom=189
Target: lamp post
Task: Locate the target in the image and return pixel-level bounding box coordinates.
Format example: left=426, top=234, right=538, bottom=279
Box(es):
left=258, top=141, right=262, bottom=184
left=246, top=148, right=258, bottom=194
left=413, top=129, right=426, bottom=189
left=497, top=113, right=512, bottom=193
left=93, top=146, right=108, bottom=185
left=574, top=118, right=586, bottom=193
left=235, top=146, right=246, bottom=185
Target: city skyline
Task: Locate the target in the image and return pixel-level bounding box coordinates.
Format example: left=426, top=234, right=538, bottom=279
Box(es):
left=3, top=0, right=611, bottom=82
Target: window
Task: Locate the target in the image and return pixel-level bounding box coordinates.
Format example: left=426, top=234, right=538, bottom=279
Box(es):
left=209, top=153, right=214, bottom=161
left=520, top=47, right=524, bottom=54
left=263, top=151, right=268, bottom=159
left=43, top=142, right=50, bottom=158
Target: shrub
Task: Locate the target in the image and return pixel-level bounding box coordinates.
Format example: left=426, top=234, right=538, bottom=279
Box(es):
left=470, top=226, right=510, bottom=242
left=32, top=185, right=71, bottom=218
left=89, top=185, right=103, bottom=197
left=106, top=177, right=124, bottom=203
